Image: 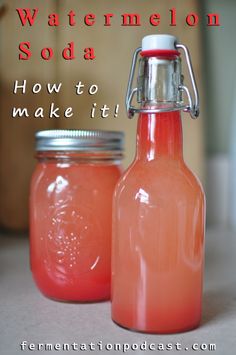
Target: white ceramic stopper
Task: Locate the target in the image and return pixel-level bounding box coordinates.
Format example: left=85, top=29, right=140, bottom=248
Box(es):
left=142, top=34, right=177, bottom=51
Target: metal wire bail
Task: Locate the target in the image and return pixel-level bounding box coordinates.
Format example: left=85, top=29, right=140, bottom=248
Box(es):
left=126, top=42, right=200, bottom=119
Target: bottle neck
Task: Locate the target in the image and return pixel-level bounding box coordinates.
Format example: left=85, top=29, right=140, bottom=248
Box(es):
left=136, top=110, right=183, bottom=161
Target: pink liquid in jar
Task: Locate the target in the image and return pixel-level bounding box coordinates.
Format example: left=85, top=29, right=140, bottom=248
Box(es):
left=30, top=130, right=123, bottom=302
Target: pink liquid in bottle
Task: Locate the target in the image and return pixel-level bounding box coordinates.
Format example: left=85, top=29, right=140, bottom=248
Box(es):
left=112, top=111, right=205, bottom=333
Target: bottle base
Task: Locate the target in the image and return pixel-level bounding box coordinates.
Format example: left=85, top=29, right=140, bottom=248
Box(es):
left=112, top=318, right=201, bottom=334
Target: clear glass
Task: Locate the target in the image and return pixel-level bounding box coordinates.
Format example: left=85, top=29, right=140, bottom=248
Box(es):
left=112, top=111, right=205, bottom=333
left=30, top=151, right=122, bottom=302
left=137, top=56, right=182, bottom=105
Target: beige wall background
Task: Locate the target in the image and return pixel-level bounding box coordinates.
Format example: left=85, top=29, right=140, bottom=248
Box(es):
left=0, top=0, right=205, bottom=231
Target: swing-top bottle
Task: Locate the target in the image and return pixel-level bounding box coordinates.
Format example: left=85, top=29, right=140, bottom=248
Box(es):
left=112, top=34, right=205, bottom=333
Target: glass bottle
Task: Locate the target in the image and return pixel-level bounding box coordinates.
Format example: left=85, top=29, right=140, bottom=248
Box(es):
left=112, top=35, right=205, bottom=333
left=30, top=129, right=123, bottom=302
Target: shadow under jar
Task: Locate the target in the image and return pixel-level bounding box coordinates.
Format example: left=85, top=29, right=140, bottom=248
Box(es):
left=30, top=129, right=123, bottom=302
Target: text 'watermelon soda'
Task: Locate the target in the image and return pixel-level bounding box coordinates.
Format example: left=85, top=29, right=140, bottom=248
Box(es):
left=112, top=34, right=205, bottom=333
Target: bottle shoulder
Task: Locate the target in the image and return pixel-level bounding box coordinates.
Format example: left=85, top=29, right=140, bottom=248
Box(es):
left=115, top=159, right=205, bottom=199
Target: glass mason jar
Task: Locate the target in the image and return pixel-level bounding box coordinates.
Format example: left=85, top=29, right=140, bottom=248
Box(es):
left=30, top=129, right=123, bottom=302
